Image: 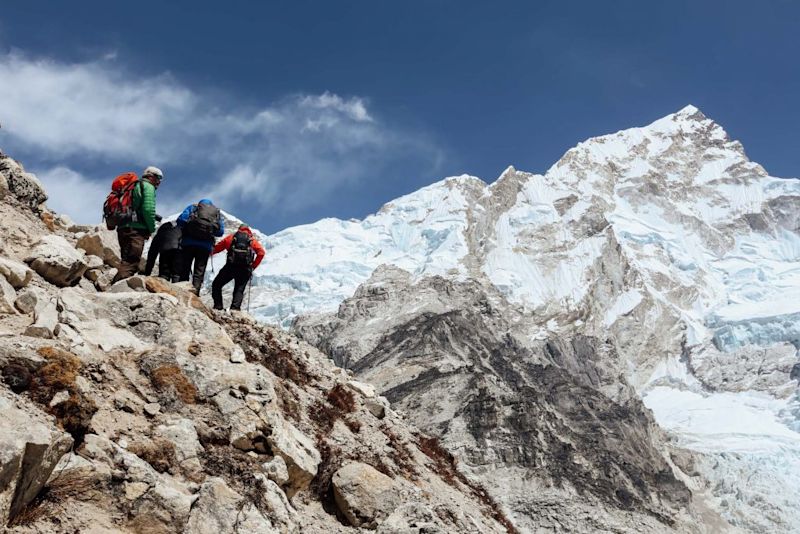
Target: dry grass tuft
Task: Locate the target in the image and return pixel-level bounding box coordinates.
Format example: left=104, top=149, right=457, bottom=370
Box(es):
left=128, top=438, right=178, bottom=474
left=275, top=382, right=302, bottom=422
left=309, top=384, right=359, bottom=434
left=381, top=425, right=417, bottom=478
left=326, top=384, right=355, bottom=412
left=150, top=365, right=198, bottom=404
left=29, top=347, right=97, bottom=446
left=8, top=470, right=103, bottom=527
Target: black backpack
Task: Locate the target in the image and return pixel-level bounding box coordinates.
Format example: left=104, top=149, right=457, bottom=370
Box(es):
left=183, top=203, right=220, bottom=241
left=228, top=231, right=255, bottom=267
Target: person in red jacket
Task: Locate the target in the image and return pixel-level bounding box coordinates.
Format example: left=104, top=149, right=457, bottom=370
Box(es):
left=210, top=224, right=265, bottom=311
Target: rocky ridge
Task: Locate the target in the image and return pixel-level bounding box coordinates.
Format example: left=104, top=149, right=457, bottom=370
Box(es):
left=0, top=151, right=511, bottom=533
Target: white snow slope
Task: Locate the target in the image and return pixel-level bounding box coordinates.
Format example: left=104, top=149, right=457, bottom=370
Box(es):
left=229, top=105, right=800, bottom=532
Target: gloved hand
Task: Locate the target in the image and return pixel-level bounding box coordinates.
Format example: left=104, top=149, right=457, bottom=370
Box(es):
left=155, top=213, right=163, bottom=222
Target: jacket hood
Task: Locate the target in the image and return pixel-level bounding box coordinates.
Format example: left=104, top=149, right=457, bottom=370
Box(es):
left=236, top=226, right=253, bottom=236
left=198, top=199, right=214, bottom=205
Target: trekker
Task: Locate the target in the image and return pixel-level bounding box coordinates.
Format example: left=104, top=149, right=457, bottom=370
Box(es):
left=144, top=220, right=182, bottom=281
left=113, top=167, right=163, bottom=282
left=211, top=224, right=265, bottom=311
left=176, top=199, right=224, bottom=293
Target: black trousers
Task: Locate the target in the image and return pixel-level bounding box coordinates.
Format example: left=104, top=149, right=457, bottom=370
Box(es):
left=158, top=249, right=179, bottom=281
left=212, top=263, right=252, bottom=310
left=178, top=246, right=210, bottom=292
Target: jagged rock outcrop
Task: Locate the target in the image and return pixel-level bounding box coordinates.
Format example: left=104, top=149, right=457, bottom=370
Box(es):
left=0, top=152, right=510, bottom=533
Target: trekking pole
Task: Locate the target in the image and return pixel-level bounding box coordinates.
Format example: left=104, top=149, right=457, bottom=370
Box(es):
left=247, top=274, right=252, bottom=313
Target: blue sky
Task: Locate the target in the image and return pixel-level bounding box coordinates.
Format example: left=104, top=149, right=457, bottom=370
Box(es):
left=0, top=0, right=798, bottom=232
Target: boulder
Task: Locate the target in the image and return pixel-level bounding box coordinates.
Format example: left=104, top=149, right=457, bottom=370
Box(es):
left=265, top=413, right=321, bottom=498
left=24, top=295, right=60, bottom=338
left=347, top=380, right=376, bottom=398
left=263, top=455, right=290, bottom=486
left=0, top=276, right=17, bottom=314
left=0, top=257, right=33, bottom=289
left=155, top=418, right=202, bottom=477
left=184, top=478, right=273, bottom=534
left=332, top=462, right=401, bottom=528
left=0, top=157, right=47, bottom=209
left=26, top=235, right=89, bottom=287
left=94, top=269, right=117, bottom=292
left=0, top=389, right=74, bottom=525
left=14, top=287, right=41, bottom=315
left=85, top=255, right=104, bottom=270
left=76, top=228, right=121, bottom=268
left=365, top=398, right=387, bottom=419
left=109, top=275, right=147, bottom=293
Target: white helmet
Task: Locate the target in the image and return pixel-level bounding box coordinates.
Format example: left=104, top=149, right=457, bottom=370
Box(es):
left=142, top=166, right=163, bottom=180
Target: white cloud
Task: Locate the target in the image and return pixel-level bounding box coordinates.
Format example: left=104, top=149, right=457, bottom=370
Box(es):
left=0, top=52, right=440, bottom=220
left=36, top=166, right=109, bottom=225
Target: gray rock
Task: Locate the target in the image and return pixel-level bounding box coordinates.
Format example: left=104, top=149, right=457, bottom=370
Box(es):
left=0, top=169, right=7, bottom=200
left=76, top=227, right=121, bottom=268
left=14, top=287, right=43, bottom=314
left=262, top=455, right=290, bottom=486
left=108, top=275, right=147, bottom=293
left=24, top=295, right=60, bottom=338
left=0, top=275, right=17, bottom=314
left=332, top=462, right=400, bottom=528
left=365, top=398, right=387, bottom=419
left=184, top=477, right=274, bottom=534
left=265, top=412, right=321, bottom=498
left=377, top=503, right=448, bottom=534
left=229, top=344, right=246, bottom=363
left=144, top=402, right=161, bottom=417
left=26, top=235, right=89, bottom=287
left=94, top=269, right=117, bottom=291
left=85, top=254, right=104, bottom=270
left=0, top=156, right=47, bottom=209
left=0, top=257, right=33, bottom=289
left=0, top=389, right=73, bottom=525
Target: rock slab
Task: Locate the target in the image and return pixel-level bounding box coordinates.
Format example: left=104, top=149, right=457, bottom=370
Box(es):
left=26, top=235, right=89, bottom=287
left=332, top=462, right=400, bottom=528
left=0, top=389, right=73, bottom=525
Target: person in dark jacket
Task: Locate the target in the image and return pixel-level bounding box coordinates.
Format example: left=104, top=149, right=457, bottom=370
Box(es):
left=144, top=220, right=182, bottom=280
left=211, top=225, right=265, bottom=311
left=113, top=166, right=163, bottom=282
left=176, top=199, right=224, bottom=293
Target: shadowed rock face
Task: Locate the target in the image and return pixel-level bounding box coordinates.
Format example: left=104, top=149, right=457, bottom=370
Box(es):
left=295, top=271, right=695, bottom=532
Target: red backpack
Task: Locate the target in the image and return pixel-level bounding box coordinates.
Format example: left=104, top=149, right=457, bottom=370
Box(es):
left=103, top=172, right=141, bottom=230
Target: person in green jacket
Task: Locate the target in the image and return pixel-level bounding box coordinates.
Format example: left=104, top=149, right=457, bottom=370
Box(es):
left=113, top=166, right=163, bottom=282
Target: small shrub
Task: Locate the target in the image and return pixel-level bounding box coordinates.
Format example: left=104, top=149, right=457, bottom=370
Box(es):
left=128, top=438, right=178, bottom=474
left=150, top=365, right=197, bottom=404
left=381, top=425, right=417, bottom=478
left=326, top=384, right=355, bottom=412
left=8, top=470, right=102, bottom=527
left=29, top=347, right=96, bottom=446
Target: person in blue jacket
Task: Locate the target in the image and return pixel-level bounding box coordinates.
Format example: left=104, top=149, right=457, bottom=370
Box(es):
left=176, top=199, right=224, bottom=293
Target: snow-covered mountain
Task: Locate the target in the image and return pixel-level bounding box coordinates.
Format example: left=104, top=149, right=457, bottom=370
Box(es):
left=237, top=105, right=800, bottom=531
